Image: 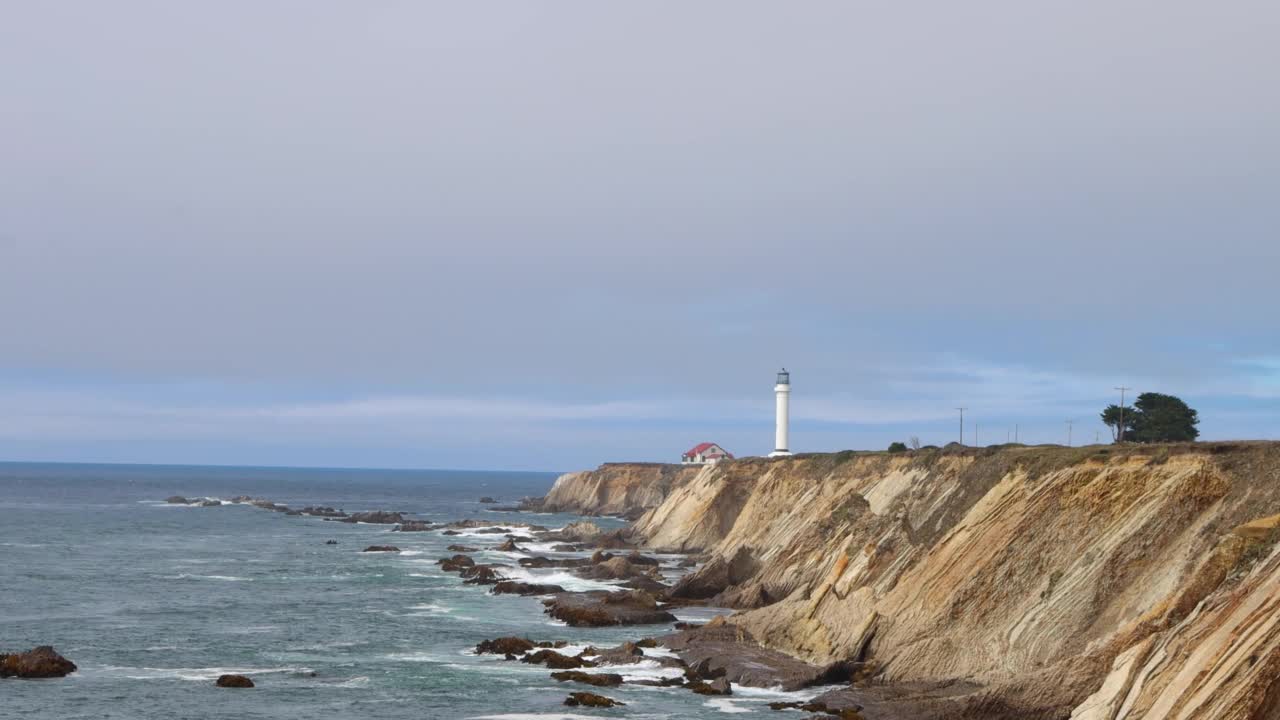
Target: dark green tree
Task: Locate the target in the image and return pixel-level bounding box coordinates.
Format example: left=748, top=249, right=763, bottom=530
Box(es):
left=887, top=441, right=909, bottom=453
left=1101, top=404, right=1137, bottom=442
left=1129, top=392, right=1199, bottom=443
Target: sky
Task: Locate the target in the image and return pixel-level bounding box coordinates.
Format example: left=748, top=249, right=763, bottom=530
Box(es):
left=1, top=1, right=1277, bottom=471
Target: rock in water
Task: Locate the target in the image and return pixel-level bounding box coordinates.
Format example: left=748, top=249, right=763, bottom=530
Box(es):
left=491, top=581, right=566, bottom=596
left=324, top=540, right=338, bottom=545
left=564, top=692, right=624, bottom=708
left=688, top=677, right=732, bottom=695
left=474, top=637, right=537, bottom=656
left=479, top=496, right=497, bottom=503
left=550, top=670, right=624, bottom=687
left=215, top=674, right=254, bottom=688
left=543, top=590, right=677, bottom=627
left=0, top=646, right=77, bottom=678
left=164, top=496, right=189, bottom=504
left=361, top=545, right=400, bottom=552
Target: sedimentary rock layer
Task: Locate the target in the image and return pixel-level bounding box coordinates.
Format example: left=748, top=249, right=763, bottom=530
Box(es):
left=559, top=442, right=1280, bottom=718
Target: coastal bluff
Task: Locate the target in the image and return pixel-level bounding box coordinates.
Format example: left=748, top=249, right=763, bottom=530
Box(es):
left=546, top=442, right=1280, bottom=719
left=537, top=462, right=704, bottom=518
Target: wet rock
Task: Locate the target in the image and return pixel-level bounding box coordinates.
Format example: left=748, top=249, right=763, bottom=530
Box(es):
left=461, top=565, right=505, bottom=585
left=551, top=544, right=580, bottom=552
left=670, top=546, right=760, bottom=600
left=620, top=576, right=670, bottom=593
left=165, top=496, right=189, bottom=504
left=0, top=646, right=77, bottom=678
left=341, top=511, right=405, bottom=524
left=538, top=520, right=604, bottom=543
left=479, top=496, right=498, bottom=503
left=447, top=545, right=480, bottom=552
left=325, top=540, right=338, bottom=545
left=688, top=677, right=732, bottom=695
left=520, top=556, right=591, bottom=569
left=677, top=557, right=698, bottom=568
left=438, top=554, right=476, bottom=571
left=393, top=521, right=439, bottom=532
left=200, top=499, right=223, bottom=507
left=564, top=691, right=623, bottom=708
left=474, top=527, right=512, bottom=535
left=593, top=529, right=638, bottom=550
left=522, top=650, right=594, bottom=669
left=635, top=638, right=659, bottom=648
left=543, top=590, right=678, bottom=627
left=663, top=624, right=843, bottom=692
left=361, top=545, right=400, bottom=552
left=475, top=637, right=536, bottom=655
left=491, top=581, right=566, bottom=596
left=215, top=674, right=254, bottom=688
left=299, top=506, right=346, bottom=518
left=551, top=670, right=624, bottom=687
left=442, top=530, right=461, bottom=536
left=495, top=539, right=524, bottom=552
left=578, top=556, right=663, bottom=582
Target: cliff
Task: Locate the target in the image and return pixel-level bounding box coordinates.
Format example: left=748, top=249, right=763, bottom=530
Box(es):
left=539, top=462, right=705, bottom=518
left=553, top=442, right=1280, bottom=718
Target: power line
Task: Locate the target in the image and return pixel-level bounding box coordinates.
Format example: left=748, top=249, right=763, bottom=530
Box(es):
left=1114, top=386, right=1131, bottom=443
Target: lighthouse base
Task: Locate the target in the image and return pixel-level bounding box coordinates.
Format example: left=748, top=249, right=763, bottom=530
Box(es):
left=768, top=450, right=793, bottom=458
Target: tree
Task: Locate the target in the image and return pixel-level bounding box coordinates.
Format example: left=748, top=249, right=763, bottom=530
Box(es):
left=1101, top=404, right=1136, bottom=442
left=887, top=441, right=909, bottom=453
left=1130, top=393, right=1199, bottom=443
left=909, top=436, right=921, bottom=451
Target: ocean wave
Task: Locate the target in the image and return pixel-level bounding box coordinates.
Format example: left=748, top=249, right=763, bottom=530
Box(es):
left=703, top=698, right=752, bottom=713
left=165, top=573, right=249, bottom=582
left=103, top=665, right=310, bottom=682
left=499, top=567, right=619, bottom=593
left=334, top=675, right=370, bottom=688
left=469, top=715, right=601, bottom=720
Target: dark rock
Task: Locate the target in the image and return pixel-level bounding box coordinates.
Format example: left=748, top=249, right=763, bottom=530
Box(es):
left=543, top=590, right=678, bottom=627
left=663, top=624, right=837, bottom=691
left=442, top=530, right=461, bottom=536
left=520, top=556, right=591, bottom=569
left=165, top=496, right=189, bottom=504
left=438, top=554, right=476, bottom=572
left=475, top=637, right=536, bottom=655
left=0, top=646, right=77, bottom=678
left=447, top=545, right=480, bottom=552
left=393, top=521, right=439, bottom=532
left=462, top=565, right=506, bottom=585
left=670, top=546, right=761, bottom=600
left=522, top=650, right=594, bottom=670
left=635, top=638, right=659, bottom=648
left=551, top=544, right=580, bottom=552
left=564, top=691, right=623, bottom=708
left=479, top=496, right=498, bottom=503
left=325, top=540, right=338, bottom=545
left=688, top=677, right=732, bottom=695
left=474, top=527, right=512, bottom=534
left=361, top=545, right=400, bottom=552
left=495, top=539, right=524, bottom=552
left=492, top=581, right=566, bottom=596
left=200, top=499, right=223, bottom=507
left=300, top=506, right=346, bottom=518
left=215, top=674, right=254, bottom=688
left=678, top=557, right=698, bottom=568
left=341, top=511, right=405, bottom=524
left=620, top=576, right=671, bottom=593
left=551, top=670, right=624, bottom=687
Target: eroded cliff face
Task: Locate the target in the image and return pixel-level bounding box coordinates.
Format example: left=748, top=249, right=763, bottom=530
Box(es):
left=540, top=462, right=704, bottom=518
left=592, top=443, right=1280, bottom=719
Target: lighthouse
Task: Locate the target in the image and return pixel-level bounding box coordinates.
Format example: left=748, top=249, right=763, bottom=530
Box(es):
left=769, top=368, right=792, bottom=457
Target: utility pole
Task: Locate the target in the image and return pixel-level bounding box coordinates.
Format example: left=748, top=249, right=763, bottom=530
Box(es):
left=1066, top=420, right=1073, bottom=447
left=974, top=421, right=978, bottom=447
left=956, top=408, right=966, bottom=445
left=1015, top=424, right=1019, bottom=443
left=1114, top=386, right=1131, bottom=443
left=1095, top=430, right=1100, bottom=444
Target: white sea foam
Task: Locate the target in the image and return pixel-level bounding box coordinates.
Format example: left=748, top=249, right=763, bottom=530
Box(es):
left=641, top=646, right=680, bottom=660
left=704, top=698, right=752, bottom=713
left=500, top=567, right=618, bottom=592
left=468, top=707, right=601, bottom=712
left=469, top=715, right=601, bottom=720
left=169, top=573, right=249, bottom=582
left=107, top=665, right=309, bottom=682
left=398, top=550, right=427, bottom=556
left=334, top=675, right=370, bottom=688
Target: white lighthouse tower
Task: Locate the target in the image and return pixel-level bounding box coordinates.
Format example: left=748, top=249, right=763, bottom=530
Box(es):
left=769, top=368, right=792, bottom=457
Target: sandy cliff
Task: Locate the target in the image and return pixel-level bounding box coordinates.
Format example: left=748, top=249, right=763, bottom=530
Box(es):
left=551, top=443, right=1280, bottom=718
left=540, top=462, right=704, bottom=518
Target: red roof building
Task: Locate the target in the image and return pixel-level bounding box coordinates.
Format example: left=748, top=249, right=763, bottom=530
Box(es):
left=681, top=442, right=733, bottom=464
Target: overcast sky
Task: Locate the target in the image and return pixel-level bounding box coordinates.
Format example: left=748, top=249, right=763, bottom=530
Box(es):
left=1, top=1, right=1277, bottom=470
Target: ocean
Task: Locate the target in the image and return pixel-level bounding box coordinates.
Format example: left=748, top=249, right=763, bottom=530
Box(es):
left=0, top=462, right=811, bottom=719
